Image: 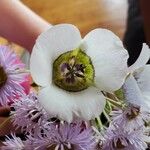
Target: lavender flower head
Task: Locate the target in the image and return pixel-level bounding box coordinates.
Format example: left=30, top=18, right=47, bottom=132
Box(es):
left=11, top=93, right=49, bottom=133
left=0, top=46, right=29, bottom=106
left=26, top=120, right=96, bottom=150
left=111, top=103, right=150, bottom=132
left=102, top=126, right=147, bottom=150
left=1, top=134, right=25, bottom=150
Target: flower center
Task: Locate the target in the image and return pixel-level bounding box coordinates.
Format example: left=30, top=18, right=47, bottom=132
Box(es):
left=53, top=49, right=94, bottom=92
left=112, top=138, right=129, bottom=149
left=126, top=105, right=140, bottom=120
left=0, top=66, right=7, bottom=88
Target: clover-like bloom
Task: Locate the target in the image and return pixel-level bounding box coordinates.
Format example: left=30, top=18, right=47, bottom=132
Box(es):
left=111, top=103, right=150, bottom=132
left=30, top=24, right=129, bottom=122
left=0, top=46, right=30, bottom=106
left=26, top=120, right=96, bottom=150
left=102, top=126, right=147, bottom=150
left=117, top=45, right=150, bottom=130
left=117, top=74, right=150, bottom=133
left=11, top=93, right=49, bottom=133
left=2, top=134, right=25, bottom=150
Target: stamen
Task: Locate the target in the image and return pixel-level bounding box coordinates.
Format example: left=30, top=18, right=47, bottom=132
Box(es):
left=69, top=56, right=76, bottom=67
left=75, top=73, right=84, bottom=78
left=66, top=74, right=75, bottom=84
left=75, top=64, right=85, bottom=73
left=126, top=105, right=140, bottom=120
left=113, top=138, right=128, bottom=149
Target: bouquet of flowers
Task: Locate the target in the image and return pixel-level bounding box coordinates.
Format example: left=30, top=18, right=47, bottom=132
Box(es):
left=0, top=24, right=149, bottom=150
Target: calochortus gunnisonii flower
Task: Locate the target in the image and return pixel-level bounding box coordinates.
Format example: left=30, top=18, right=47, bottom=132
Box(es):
left=30, top=24, right=129, bottom=122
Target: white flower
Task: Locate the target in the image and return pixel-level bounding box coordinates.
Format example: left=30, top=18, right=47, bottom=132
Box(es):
left=30, top=24, right=129, bottom=122
left=133, top=65, right=150, bottom=110
left=123, top=44, right=150, bottom=110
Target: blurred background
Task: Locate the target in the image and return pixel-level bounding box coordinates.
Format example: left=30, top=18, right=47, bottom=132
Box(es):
left=22, top=0, right=128, bottom=38
left=1, top=0, right=150, bottom=65
left=0, top=0, right=128, bottom=56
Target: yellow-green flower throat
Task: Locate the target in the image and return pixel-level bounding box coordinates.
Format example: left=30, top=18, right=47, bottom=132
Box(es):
left=53, top=48, right=94, bottom=92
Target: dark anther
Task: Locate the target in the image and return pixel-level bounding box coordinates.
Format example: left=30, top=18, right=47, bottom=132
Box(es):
left=113, top=138, right=128, bottom=149
left=126, top=106, right=140, bottom=120
left=75, top=64, right=85, bottom=73
left=75, top=73, right=84, bottom=78
left=66, top=74, right=75, bottom=84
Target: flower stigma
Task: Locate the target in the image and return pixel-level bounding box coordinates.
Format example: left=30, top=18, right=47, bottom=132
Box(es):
left=53, top=48, right=95, bottom=92
left=112, top=138, right=129, bottom=149
left=126, top=105, right=140, bottom=120
left=0, top=66, right=7, bottom=88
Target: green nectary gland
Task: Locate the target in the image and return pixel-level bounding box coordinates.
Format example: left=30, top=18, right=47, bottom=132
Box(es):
left=0, top=66, right=7, bottom=88
left=52, top=48, right=95, bottom=92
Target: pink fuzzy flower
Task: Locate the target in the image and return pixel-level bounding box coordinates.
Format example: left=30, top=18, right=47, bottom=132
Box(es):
left=0, top=46, right=30, bottom=106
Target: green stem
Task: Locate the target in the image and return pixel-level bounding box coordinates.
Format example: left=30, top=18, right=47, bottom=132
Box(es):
left=96, top=117, right=103, bottom=131
left=105, top=97, right=125, bottom=109
left=108, top=92, right=120, bottom=102
left=103, top=110, right=111, bottom=122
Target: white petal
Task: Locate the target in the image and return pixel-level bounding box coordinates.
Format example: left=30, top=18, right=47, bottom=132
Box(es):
left=134, top=65, right=150, bottom=109
left=134, top=65, right=150, bottom=93
left=30, top=44, right=51, bottom=86
left=141, top=95, right=150, bottom=110
left=38, top=85, right=74, bottom=122
left=38, top=85, right=105, bottom=122
left=30, top=24, right=81, bottom=86
left=81, top=29, right=129, bottom=92
left=123, top=74, right=144, bottom=106
left=73, top=88, right=106, bottom=120
left=129, top=43, right=150, bottom=72
left=34, top=24, right=81, bottom=61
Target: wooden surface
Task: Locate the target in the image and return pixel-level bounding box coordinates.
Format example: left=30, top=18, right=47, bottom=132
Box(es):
left=22, top=0, right=128, bottom=39
left=0, top=0, right=128, bottom=52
